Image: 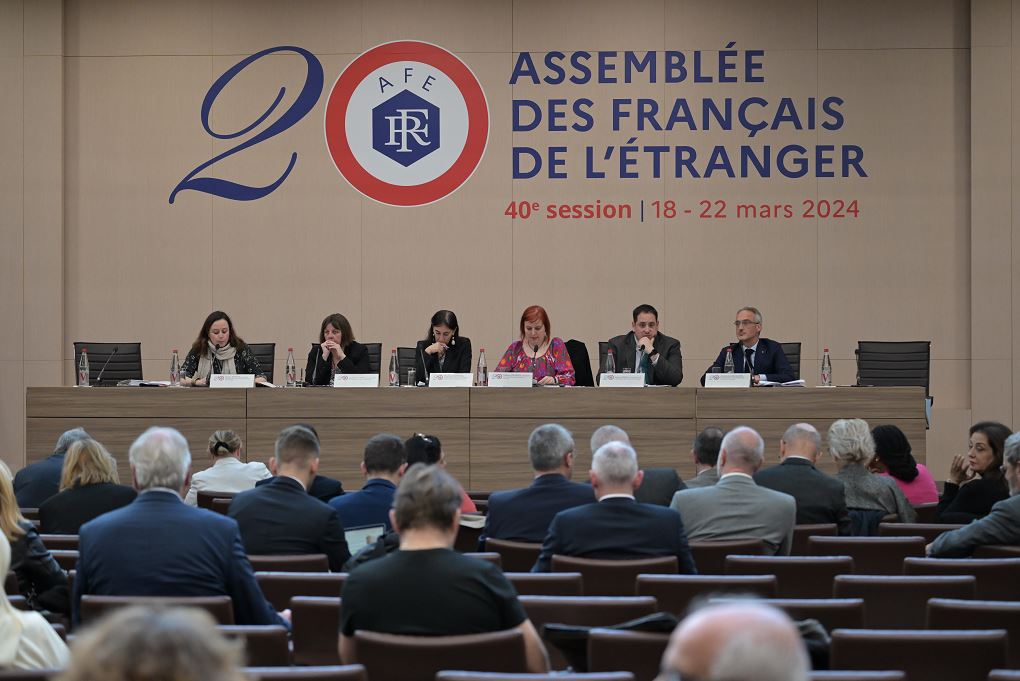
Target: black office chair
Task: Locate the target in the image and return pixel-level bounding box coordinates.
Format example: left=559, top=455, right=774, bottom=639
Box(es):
left=397, top=346, right=417, bottom=385
left=597, top=341, right=610, bottom=374
left=364, top=343, right=383, bottom=375
left=565, top=339, right=594, bottom=387
left=780, top=342, right=802, bottom=380
left=72, top=342, right=142, bottom=385
left=247, top=343, right=276, bottom=383
left=855, top=340, right=932, bottom=424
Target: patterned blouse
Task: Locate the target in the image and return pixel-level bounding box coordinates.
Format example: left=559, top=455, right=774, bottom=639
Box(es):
left=495, top=338, right=575, bottom=386
left=181, top=344, right=265, bottom=379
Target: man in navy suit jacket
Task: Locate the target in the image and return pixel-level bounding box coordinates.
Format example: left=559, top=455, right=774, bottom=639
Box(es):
left=532, top=441, right=696, bottom=574
left=14, top=428, right=91, bottom=507
left=483, top=424, right=595, bottom=546
left=701, top=306, right=794, bottom=385
left=330, top=434, right=407, bottom=532
left=72, top=427, right=285, bottom=627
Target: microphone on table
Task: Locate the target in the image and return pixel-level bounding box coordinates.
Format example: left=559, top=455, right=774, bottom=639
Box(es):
left=419, top=344, right=430, bottom=385
left=531, top=344, right=540, bottom=383
left=94, top=346, right=118, bottom=386
left=312, top=344, right=323, bottom=385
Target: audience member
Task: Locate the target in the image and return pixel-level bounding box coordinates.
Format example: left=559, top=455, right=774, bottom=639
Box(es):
left=591, top=425, right=686, bottom=506
left=684, top=427, right=724, bottom=489
left=871, top=424, right=939, bottom=504
left=671, top=427, right=796, bottom=554
left=184, top=430, right=271, bottom=506
left=56, top=605, right=244, bottom=681
left=483, top=424, right=595, bottom=545
left=0, top=533, right=68, bottom=671
left=754, top=423, right=852, bottom=535
left=229, top=425, right=349, bottom=571
left=73, top=427, right=285, bottom=627
left=828, top=418, right=916, bottom=532
left=330, top=433, right=406, bottom=532
left=937, top=421, right=1011, bottom=523
left=39, top=438, right=136, bottom=534
left=339, top=464, right=549, bottom=672
left=533, top=441, right=696, bottom=573
left=656, top=601, right=809, bottom=681
left=929, top=431, right=1020, bottom=556
left=0, top=461, right=68, bottom=614
left=405, top=433, right=477, bottom=512
left=14, top=428, right=91, bottom=507
left=256, top=423, right=345, bottom=502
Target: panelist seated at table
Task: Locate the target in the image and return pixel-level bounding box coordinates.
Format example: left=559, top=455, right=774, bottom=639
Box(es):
left=305, top=312, right=372, bottom=385
left=700, top=306, right=795, bottom=386
left=495, top=305, right=575, bottom=386
left=414, top=309, right=472, bottom=382
left=180, top=311, right=267, bottom=386
left=606, top=303, right=683, bottom=386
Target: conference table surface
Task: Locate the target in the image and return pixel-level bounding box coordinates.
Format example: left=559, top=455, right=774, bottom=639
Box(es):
left=26, top=386, right=926, bottom=490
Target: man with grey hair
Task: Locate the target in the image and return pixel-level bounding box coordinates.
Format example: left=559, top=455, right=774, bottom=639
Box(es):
left=700, top=306, right=794, bottom=386
left=483, top=424, right=594, bottom=545
left=755, top=423, right=852, bottom=535
left=591, top=425, right=686, bottom=506
left=656, top=601, right=809, bottom=681
left=685, top=426, right=725, bottom=489
left=671, top=426, right=796, bottom=555
left=929, top=431, right=1020, bottom=556
left=72, top=427, right=286, bottom=628
left=532, top=441, right=696, bottom=573
left=15, top=427, right=92, bottom=507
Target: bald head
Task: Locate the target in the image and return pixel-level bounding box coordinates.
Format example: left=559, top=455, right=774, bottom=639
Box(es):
left=780, top=423, right=821, bottom=463
left=718, top=426, right=765, bottom=474
left=659, top=602, right=809, bottom=681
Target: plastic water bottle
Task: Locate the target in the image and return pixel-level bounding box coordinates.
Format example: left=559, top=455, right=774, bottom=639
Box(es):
left=604, top=348, right=616, bottom=374
left=170, top=349, right=180, bottom=387
left=723, top=347, right=734, bottom=373
left=821, top=347, right=832, bottom=386
left=388, top=348, right=399, bottom=387
left=285, top=347, right=297, bottom=387
left=76, top=348, right=90, bottom=387
left=475, top=348, right=488, bottom=386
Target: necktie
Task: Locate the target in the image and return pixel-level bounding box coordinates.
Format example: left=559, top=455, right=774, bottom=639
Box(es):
left=639, top=352, right=652, bottom=385
left=744, top=348, right=754, bottom=374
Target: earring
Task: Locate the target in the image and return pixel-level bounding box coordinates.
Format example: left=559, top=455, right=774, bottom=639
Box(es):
left=451, top=337, right=455, bottom=345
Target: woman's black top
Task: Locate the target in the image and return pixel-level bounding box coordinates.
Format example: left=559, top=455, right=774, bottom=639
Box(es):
left=10, top=520, right=69, bottom=614
left=937, top=476, right=1009, bottom=523
left=39, top=482, right=137, bottom=534
left=305, top=341, right=373, bottom=385
left=413, top=337, right=472, bottom=382
left=180, top=343, right=265, bottom=379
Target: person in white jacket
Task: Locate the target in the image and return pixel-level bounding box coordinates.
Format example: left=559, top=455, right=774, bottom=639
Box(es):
left=184, top=430, right=271, bottom=506
left=0, top=533, right=68, bottom=671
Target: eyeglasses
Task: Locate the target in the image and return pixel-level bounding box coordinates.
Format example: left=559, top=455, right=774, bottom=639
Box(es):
left=733, top=320, right=759, bottom=327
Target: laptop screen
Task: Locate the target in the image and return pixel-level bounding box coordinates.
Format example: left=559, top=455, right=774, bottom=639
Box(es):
left=345, top=524, right=385, bottom=549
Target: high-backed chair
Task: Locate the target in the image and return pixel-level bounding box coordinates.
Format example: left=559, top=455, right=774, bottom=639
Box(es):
left=211, top=498, right=232, bottom=515
left=587, top=629, right=671, bottom=681
left=597, top=341, right=610, bottom=375
left=291, top=596, right=342, bottom=665
left=242, top=666, right=368, bottom=681
left=806, top=536, right=925, bottom=575
left=504, top=572, right=583, bottom=596
left=464, top=552, right=502, bottom=568
left=791, top=524, right=837, bottom=555
left=352, top=629, right=528, bottom=681
left=455, top=523, right=484, bottom=553
left=255, top=571, right=348, bottom=610
left=829, top=629, right=1007, bottom=681
left=247, top=554, right=329, bottom=572
left=912, top=502, right=939, bottom=523
left=779, top=342, right=801, bottom=380
left=832, top=575, right=976, bottom=628
left=974, top=545, right=1020, bottom=558
left=72, top=342, right=143, bottom=384
left=877, top=523, right=963, bottom=543
left=364, top=343, right=383, bottom=374
left=636, top=574, right=777, bottom=616
left=196, top=490, right=235, bottom=510
left=904, top=557, right=1020, bottom=600
left=564, top=339, right=594, bottom=387
left=688, top=539, right=767, bottom=574
left=711, top=596, right=865, bottom=632
left=247, top=342, right=276, bottom=382
left=397, top=346, right=417, bottom=384
left=854, top=340, right=932, bottom=422
left=551, top=555, right=678, bottom=596
left=724, top=555, right=855, bottom=599
left=79, top=594, right=234, bottom=624
left=927, top=598, right=1020, bottom=668
left=218, top=624, right=290, bottom=666
left=38, top=534, right=79, bottom=551
left=484, top=539, right=542, bottom=573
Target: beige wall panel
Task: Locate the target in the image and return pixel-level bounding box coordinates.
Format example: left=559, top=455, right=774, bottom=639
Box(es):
left=0, top=361, right=25, bottom=469
left=971, top=359, right=1013, bottom=425
left=666, top=0, right=817, bottom=50
left=817, top=49, right=969, bottom=366
left=212, top=0, right=362, bottom=56
left=23, top=0, right=60, bottom=56
left=0, top=0, right=22, bottom=57
left=24, top=360, right=62, bottom=388
left=928, top=359, right=971, bottom=410
left=64, top=0, right=212, bottom=56
left=363, top=0, right=511, bottom=54
left=64, top=56, right=214, bottom=361
left=972, top=0, right=1011, bottom=46
left=1014, top=0, right=1020, bottom=431
left=0, top=55, right=24, bottom=363
left=819, top=0, right=969, bottom=49
left=926, top=407, right=973, bottom=479
left=512, top=0, right=665, bottom=52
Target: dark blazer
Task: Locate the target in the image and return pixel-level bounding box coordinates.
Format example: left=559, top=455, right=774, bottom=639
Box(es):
left=483, top=474, right=596, bottom=545
left=929, top=494, right=1020, bottom=557
left=305, top=341, right=372, bottom=385
left=937, top=476, right=1009, bottom=524
left=701, top=337, right=795, bottom=384
left=73, top=490, right=282, bottom=626
left=13, top=454, right=65, bottom=508
left=414, top=337, right=472, bottom=382
left=754, top=458, right=852, bottom=535
left=256, top=474, right=344, bottom=503
left=39, top=482, right=138, bottom=534
left=532, top=496, right=697, bottom=574
left=11, top=520, right=69, bottom=613
left=635, top=468, right=687, bottom=507
left=607, top=331, right=684, bottom=386
left=329, top=478, right=398, bottom=531
left=229, top=476, right=350, bottom=571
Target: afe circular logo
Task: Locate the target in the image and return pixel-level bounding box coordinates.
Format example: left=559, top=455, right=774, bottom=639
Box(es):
left=324, top=41, right=489, bottom=207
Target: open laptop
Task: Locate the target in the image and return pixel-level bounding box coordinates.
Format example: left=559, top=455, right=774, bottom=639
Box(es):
left=344, top=524, right=385, bottom=550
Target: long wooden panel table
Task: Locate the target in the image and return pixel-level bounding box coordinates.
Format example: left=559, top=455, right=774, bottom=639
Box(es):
left=26, top=386, right=925, bottom=489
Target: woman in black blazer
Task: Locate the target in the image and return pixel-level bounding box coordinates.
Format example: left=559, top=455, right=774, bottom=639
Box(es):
left=937, top=420, right=1011, bottom=523
left=39, top=438, right=136, bottom=534
left=414, top=309, right=472, bottom=384
left=306, top=313, right=372, bottom=385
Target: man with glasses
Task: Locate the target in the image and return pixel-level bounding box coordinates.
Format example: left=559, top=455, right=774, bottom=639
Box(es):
left=700, top=306, right=794, bottom=386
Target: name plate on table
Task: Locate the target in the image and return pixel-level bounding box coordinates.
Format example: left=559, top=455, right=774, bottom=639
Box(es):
left=210, top=374, right=255, bottom=389
left=333, top=374, right=379, bottom=388
left=704, top=373, right=751, bottom=388
left=488, top=372, right=533, bottom=388
left=599, top=372, right=645, bottom=388
left=429, top=372, right=472, bottom=388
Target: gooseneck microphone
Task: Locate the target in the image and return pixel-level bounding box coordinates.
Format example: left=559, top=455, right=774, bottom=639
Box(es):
left=419, top=344, right=430, bottom=384
left=94, top=346, right=119, bottom=386
left=312, top=343, right=323, bottom=385
left=531, top=343, right=540, bottom=378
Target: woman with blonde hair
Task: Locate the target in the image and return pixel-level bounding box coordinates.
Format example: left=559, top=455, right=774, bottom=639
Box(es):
left=39, top=439, right=136, bottom=534
left=0, top=533, right=68, bottom=670
left=184, top=430, right=271, bottom=506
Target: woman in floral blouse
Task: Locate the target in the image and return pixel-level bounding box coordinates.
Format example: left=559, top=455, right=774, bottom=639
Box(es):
left=180, top=310, right=267, bottom=386
left=495, top=305, right=575, bottom=386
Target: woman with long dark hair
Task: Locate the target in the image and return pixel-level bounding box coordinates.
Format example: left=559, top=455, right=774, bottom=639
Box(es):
left=413, top=310, right=472, bottom=383
left=305, top=313, right=372, bottom=385
left=180, top=311, right=266, bottom=386
left=870, top=425, right=938, bottom=505
left=937, top=421, right=1012, bottom=523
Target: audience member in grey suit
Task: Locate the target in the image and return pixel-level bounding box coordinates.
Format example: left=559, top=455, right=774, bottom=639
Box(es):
left=590, top=425, right=685, bottom=506
left=929, top=431, right=1020, bottom=557
left=683, top=427, right=725, bottom=489
left=829, top=418, right=916, bottom=528
left=670, top=426, right=796, bottom=555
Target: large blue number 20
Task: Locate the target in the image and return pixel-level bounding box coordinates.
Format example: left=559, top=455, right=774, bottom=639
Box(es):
left=169, top=46, right=324, bottom=204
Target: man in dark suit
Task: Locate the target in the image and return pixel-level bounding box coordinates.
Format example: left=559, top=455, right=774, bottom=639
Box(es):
left=606, top=304, right=683, bottom=386
left=484, top=424, right=595, bottom=545
left=589, top=424, right=685, bottom=506
left=72, top=427, right=285, bottom=627
left=701, top=306, right=794, bottom=385
left=14, top=428, right=91, bottom=507
left=330, top=434, right=406, bottom=532
left=754, top=423, right=852, bottom=535
left=254, top=422, right=344, bottom=502
left=532, top=441, right=696, bottom=573
left=229, top=425, right=350, bottom=571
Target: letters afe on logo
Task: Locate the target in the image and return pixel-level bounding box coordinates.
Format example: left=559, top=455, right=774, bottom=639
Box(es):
left=324, top=41, right=489, bottom=207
